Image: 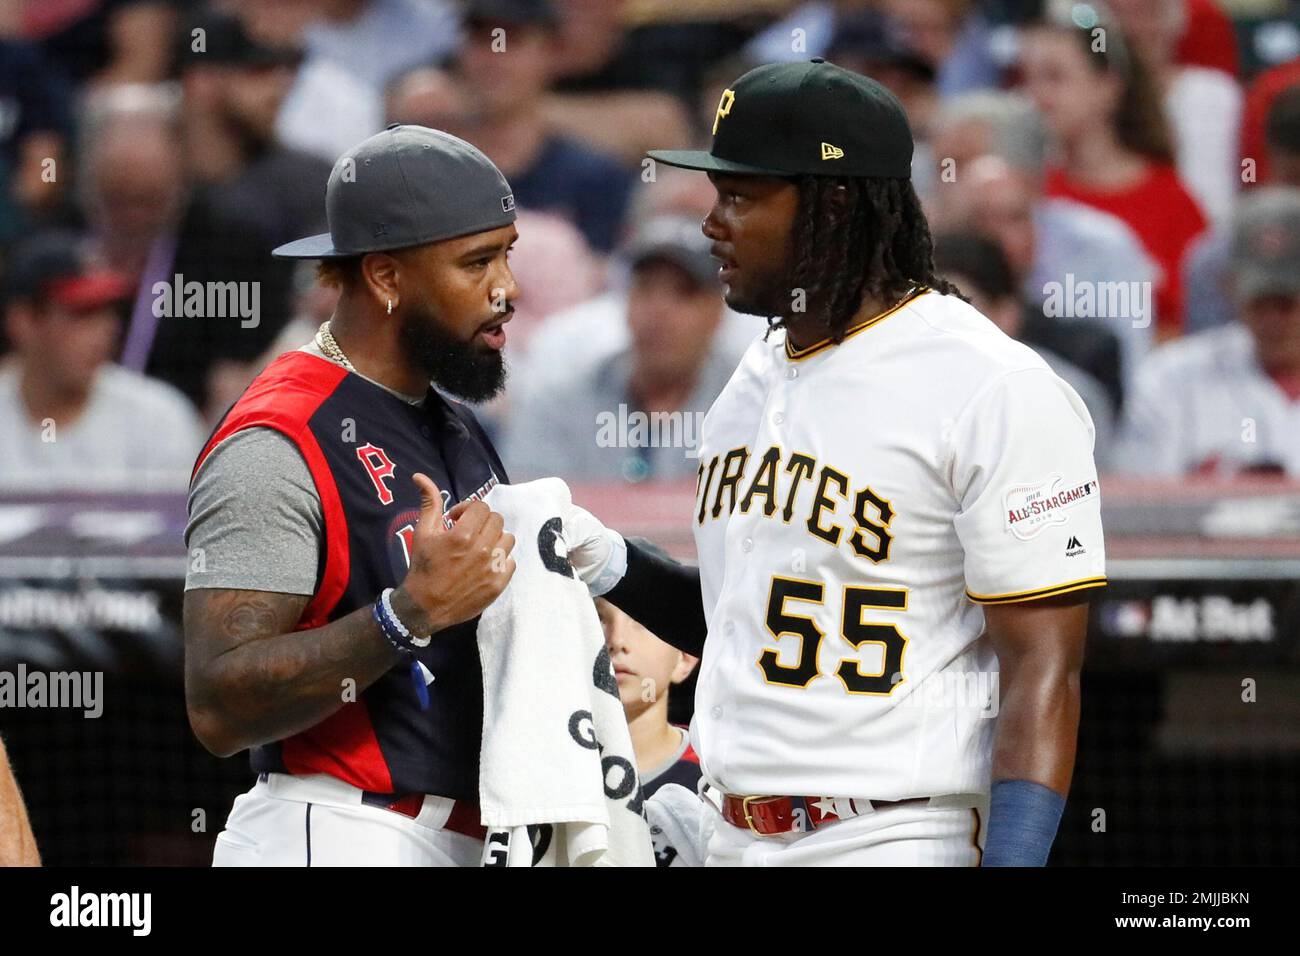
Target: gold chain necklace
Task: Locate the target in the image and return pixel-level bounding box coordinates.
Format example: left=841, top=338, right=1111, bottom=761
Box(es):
left=315, top=321, right=356, bottom=372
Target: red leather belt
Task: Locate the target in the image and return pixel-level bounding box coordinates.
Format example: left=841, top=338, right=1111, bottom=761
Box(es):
left=721, top=793, right=931, bottom=836
left=361, top=791, right=487, bottom=841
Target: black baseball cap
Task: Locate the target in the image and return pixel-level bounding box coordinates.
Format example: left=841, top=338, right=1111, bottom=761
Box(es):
left=828, top=11, right=936, bottom=83
left=5, top=231, right=133, bottom=310
left=273, top=124, right=517, bottom=259
left=464, top=0, right=558, bottom=27
left=648, top=59, right=913, bottom=179
left=177, top=9, right=302, bottom=70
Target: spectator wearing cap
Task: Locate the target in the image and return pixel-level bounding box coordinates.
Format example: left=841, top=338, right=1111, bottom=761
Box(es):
left=928, top=91, right=1150, bottom=400
left=427, top=0, right=633, bottom=255
left=514, top=168, right=758, bottom=402
left=932, top=230, right=1116, bottom=468
left=177, top=8, right=332, bottom=248
left=1114, top=188, right=1300, bottom=478
left=501, top=216, right=737, bottom=483
left=0, top=231, right=206, bottom=491
left=1184, top=84, right=1300, bottom=335
left=1020, top=12, right=1207, bottom=338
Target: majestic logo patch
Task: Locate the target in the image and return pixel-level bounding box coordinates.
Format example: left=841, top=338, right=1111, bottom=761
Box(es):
left=1003, top=474, right=1098, bottom=541
left=713, top=88, right=735, bottom=135
left=1065, top=535, right=1086, bottom=556
left=820, top=142, right=844, bottom=160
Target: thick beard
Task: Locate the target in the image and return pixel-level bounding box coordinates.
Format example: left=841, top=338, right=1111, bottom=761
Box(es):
left=399, top=301, right=507, bottom=404
left=724, top=264, right=800, bottom=325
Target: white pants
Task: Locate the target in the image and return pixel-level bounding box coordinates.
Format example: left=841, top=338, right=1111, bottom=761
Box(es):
left=704, top=795, right=987, bottom=867
left=212, top=773, right=484, bottom=867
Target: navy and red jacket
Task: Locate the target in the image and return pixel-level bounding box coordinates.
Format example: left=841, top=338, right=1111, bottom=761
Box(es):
left=190, top=350, right=506, bottom=800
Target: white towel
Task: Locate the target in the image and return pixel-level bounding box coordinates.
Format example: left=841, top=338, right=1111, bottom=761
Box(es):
left=645, top=782, right=716, bottom=867
left=476, top=478, right=653, bottom=867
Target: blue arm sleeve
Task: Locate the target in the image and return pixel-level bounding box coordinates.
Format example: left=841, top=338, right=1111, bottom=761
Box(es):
left=981, top=779, right=1066, bottom=867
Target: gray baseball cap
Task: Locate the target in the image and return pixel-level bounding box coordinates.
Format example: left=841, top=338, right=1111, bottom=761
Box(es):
left=622, top=215, right=718, bottom=287
left=1231, top=186, right=1300, bottom=300
left=273, top=124, right=517, bottom=259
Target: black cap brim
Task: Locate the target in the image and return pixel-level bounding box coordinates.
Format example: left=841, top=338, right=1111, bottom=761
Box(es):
left=272, top=233, right=347, bottom=259
left=646, top=149, right=794, bottom=177
left=272, top=215, right=520, bottom=260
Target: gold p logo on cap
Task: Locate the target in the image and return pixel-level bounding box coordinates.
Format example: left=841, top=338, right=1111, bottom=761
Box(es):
left=713, top=89, right=736, bottom=136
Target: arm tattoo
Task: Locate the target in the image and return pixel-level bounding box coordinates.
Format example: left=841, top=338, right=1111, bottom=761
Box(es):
left=184, top=588, right=402, bottom=755
left=220, top=596, right=281, bottom=640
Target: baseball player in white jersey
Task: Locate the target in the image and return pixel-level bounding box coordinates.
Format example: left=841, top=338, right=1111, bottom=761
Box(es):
left=568, top=60, right=1107, bottom=867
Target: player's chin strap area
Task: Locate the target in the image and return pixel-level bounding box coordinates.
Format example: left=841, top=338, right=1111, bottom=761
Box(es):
left=979, top=779, right=1066, bottom=867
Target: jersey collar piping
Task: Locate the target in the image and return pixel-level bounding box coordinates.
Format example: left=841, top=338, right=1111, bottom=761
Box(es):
left=783, top=286, right=930, bottom=362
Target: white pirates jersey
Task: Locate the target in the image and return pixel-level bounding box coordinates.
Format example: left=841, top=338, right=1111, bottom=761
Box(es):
left=689, top=288, right=1107, bottom=800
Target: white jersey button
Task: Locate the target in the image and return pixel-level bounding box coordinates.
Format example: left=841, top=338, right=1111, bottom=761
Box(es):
left=724, top=621, right=735, bottom=635
left=772, top=412, right=785, bottom=425
left=711, top=706, right=724, bottom=718
left=742, top=537, right=753, bottom=552
left=786, top=366, right=798, bottom=379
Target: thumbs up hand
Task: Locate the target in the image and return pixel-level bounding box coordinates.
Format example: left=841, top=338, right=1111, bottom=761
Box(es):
left=389, top=474, right=516, bottom=638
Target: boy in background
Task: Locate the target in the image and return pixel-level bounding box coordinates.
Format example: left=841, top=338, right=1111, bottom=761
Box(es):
left=596, top=599, right=699, bottom=799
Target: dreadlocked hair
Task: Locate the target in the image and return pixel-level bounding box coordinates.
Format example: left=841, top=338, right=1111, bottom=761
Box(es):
left=772, top=175, right=964, bottom=342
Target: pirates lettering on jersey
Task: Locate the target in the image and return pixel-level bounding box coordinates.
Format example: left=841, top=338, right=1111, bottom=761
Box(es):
left=684, top=290, right=1110, bottom=800
left=694, top=444, right=895, bottom=563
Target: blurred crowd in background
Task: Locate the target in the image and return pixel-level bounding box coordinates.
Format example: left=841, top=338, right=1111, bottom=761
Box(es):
left=3, top=0, right=1300, bottom=493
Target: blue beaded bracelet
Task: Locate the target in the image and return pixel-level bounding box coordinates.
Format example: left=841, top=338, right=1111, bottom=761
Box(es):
left=372, top=587, right=431, bottom=654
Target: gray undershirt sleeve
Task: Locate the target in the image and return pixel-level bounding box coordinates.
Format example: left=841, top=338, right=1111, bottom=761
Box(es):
left=184, top=427, right=323, bottom=595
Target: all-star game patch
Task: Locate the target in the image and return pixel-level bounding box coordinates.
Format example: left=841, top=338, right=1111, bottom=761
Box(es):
left=1003, top=474, right=1099, bottom=541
